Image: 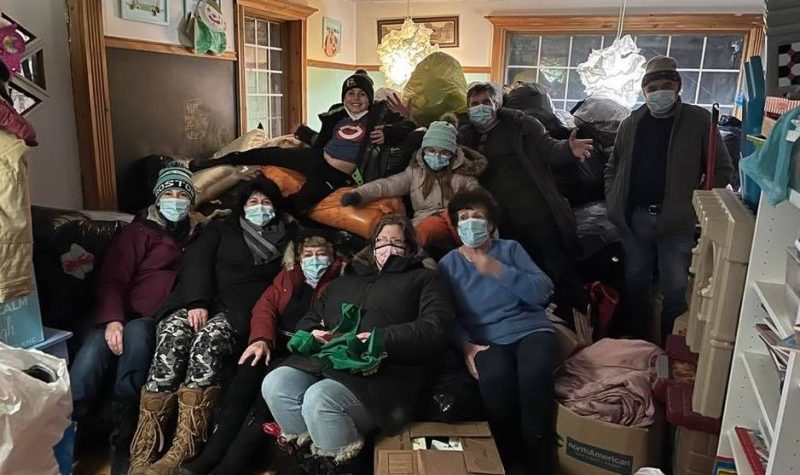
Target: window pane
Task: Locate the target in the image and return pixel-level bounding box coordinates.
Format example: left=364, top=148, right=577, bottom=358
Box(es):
left=257, top=72, right=268, bottom=94
left=567, top=69, right=586, bottom=100
left=635, top=35, right=669, bottom=61
left=245, top=18, right=255, bottom=44
left=698, top=72, right=738, bottom=105
left=270, top=73, right=283, bottom=94
left=551, top=100, right=566, bottom=111
left=247, top=118, right=260, bottom=132
left=269, top=96, right=283, bottom=120
left=257, top=48, right=267, bottom=70
left=704, top=35, right=744, bottom=70
left=539, top=68, right=567, bottom=99
left=271, top=118, right=283, bottom=138
left=270, top=49, right=283, bottom=71
left=246, top=71, right=256, bottom=93
left=247, top=96, right=267, bottom=124
left=270, top=22, right=282, bottom=47
left=669, top=36, right=703, bottom=69
left=507, top=34, right=539, bottom=66
left=506, top=67, right=538, bottom=84
left=256, top=20, right=269, bottom=46
left=601, top=35, right=616, bottom=48
left=245, top=46, right=256, bottom=69
left=566, top=100, right=581, bottom=113
left=541, top=36, right=569, bottom=67
left=570, top=36, right=602, bottom=67
left=679, top=71, right=699, bottom=103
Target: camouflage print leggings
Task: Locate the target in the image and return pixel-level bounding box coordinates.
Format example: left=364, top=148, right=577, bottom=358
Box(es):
left=145, top=309, right=235, bottom=393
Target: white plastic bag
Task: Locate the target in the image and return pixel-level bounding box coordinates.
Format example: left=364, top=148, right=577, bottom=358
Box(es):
left=0, top=342, right=71, bottom=475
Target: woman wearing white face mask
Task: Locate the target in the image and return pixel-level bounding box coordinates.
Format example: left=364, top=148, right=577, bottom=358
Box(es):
left=128, top=178, right=294, bottom=474
left=261, top=214, right=454, bottom=473
left=189, top=70, right=416, bottom=213
left=341, top=117, right=487, bottom=252
left=437, top=188, right=558, bottom=474
left=183, top=234, right=345, bottom=474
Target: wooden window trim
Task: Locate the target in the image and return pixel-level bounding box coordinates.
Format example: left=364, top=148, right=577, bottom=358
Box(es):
left=488, top=14, right=764, bottom=83
left=235, top=0, right=316, bottom=135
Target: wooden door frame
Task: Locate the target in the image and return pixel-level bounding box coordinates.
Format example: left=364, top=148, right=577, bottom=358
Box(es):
left=67, top=0, right=315, bottom=209
left=235, top=0, right=316, bottom=135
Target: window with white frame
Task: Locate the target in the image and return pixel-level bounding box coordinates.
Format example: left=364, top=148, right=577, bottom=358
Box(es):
left=244, top=16, right=285, bottom=136
left=505, top=33, right=744, bottom=115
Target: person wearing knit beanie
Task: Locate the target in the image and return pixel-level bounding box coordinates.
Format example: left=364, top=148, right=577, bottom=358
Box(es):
left=153, top=162, right=195, bottom=222
left=641, top=56, right=682, bottom=117
left=341, top=69, right=374, bottom=105
left=421, top=121, right=458, bottom=155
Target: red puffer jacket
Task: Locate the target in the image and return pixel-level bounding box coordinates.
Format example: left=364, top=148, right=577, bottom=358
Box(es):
left=249, top=258, right=344, bottom=345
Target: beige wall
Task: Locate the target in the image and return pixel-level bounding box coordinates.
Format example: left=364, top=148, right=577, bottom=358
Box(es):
left=354, top=0, right=763, bottom=67
left=303, top=0, right=358, bottom=64
left=0, top=0, right=83, bottom=209
left=104, top=0, right=236, bottom=51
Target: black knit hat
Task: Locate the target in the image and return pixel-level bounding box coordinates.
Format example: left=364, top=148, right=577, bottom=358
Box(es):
left=341, top=69, right=374, bottom=104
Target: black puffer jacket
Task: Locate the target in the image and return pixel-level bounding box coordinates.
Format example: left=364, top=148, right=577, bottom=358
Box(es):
left=156, top=217, right=294, bottom=342
left=282, top=247, right=455, bottom=434
left=459, top=108, right=578, bottom=248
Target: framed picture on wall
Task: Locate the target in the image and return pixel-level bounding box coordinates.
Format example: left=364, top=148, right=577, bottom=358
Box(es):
left=377, top=16, right=459, bottom=48
left=323, top=17, right=342, bottom=57
left=120, top=0, right=170, bottom=26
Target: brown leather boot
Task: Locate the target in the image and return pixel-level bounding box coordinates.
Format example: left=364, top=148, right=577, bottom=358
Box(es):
left=146, top=385, right=220, bottom=475
left=127, top=390, right=177, bottom=475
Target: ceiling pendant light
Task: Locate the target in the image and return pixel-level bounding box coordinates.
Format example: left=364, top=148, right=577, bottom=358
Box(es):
left=577, top=0, right=646, bottom=108
left=376, top=0, right=438, bottom=89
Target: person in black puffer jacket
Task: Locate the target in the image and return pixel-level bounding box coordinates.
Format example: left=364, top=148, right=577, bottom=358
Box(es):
left=261, top=214, right=454, bottom=474
left=127, top=177, right=295, bottom=475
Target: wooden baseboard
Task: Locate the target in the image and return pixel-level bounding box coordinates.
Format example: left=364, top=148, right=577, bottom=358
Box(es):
left=104, top=36, right=237, bottom=61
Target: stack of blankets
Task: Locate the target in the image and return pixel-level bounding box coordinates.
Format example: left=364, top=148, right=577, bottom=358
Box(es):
left=555, top=338, right=664, bottom=427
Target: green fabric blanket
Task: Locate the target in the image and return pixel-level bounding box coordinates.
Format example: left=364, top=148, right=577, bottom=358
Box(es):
left=288, top=303, right=388, bottom=375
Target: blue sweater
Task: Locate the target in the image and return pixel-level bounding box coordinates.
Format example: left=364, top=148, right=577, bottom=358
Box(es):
left=438, top=239, right=554, bottom=345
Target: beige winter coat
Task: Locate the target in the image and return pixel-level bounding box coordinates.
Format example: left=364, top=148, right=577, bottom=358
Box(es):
left=0, top=129, right=32, bottom=302
left=353, top=146, right=487, bottom=225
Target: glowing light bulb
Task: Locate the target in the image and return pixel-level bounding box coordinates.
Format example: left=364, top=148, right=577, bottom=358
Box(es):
left=577, top=35, right=646, bottom=109
left=377, top=18, right=438, bottom=89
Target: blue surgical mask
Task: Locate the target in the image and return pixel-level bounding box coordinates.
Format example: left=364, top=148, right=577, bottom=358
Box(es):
left=645, top=90, right=678, bottom=115
left=158, top=197, right=191, bottom=223
left=244, top=204, right=275, bottom=226
left=458, top=218, right=490, bottom=248
left=469, top=104, right=495, bottom=126
left=423, top=151, right=451, bottom=171
left=301, top=255, right=332, bottom=287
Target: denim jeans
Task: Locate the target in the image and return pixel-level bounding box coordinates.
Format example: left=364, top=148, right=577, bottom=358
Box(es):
left=623, top=209, right=695, bottom=339
left=474, top=331, right=557, bottom=473
left=261, top=366, right=375, bottom=453
left=69, top=317, right=156, bottom=409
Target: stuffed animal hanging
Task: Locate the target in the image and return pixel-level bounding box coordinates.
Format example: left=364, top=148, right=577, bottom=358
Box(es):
left=185, top=0, right=227, bottom=56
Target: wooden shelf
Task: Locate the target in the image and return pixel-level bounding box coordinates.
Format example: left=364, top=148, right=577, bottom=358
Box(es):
left=741, top=352, right=781, bottom=439
left=754, top=281, right=795, bottom=338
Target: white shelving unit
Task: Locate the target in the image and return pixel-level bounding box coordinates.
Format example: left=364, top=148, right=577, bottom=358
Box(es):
left=718, top=189, right=800, bottom=473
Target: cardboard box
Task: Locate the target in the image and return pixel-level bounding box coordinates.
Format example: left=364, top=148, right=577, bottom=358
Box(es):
left=761, top=115, right=777, bottom=138
left=0, top=290, right=44, bottom=348
left=374, top=422, right=505, bottom=475
left=556, top=404, right=664, bottom=475
left=673, top=427, right=719, bottom=475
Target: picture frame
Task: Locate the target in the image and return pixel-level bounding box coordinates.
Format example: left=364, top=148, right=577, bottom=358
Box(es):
left=322, top=17, right=342, bottom=58
left=377, top=16, right=459, bottom=48
left=120, top=0, right=170, bottom=26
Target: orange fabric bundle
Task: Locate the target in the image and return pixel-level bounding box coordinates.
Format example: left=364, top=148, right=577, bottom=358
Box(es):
left=261, top=166, right=306, bottom=197
left=310, top=188, right=406, bottom=238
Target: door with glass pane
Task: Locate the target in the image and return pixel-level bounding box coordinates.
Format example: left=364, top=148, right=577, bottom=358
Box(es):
left=243, top=16, right=285, bottom=137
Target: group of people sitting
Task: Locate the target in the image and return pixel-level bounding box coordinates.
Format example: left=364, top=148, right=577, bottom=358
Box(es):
left=69, top=54, right=734, bottom=475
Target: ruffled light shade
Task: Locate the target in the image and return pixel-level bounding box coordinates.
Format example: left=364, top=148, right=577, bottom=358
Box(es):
left=577, top=35, right=646, bottom=109
left=377, top=18, right=439, bottom=89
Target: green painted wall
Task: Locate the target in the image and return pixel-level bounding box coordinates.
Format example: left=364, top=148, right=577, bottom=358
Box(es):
left=306, top=67, right=491, bottom=130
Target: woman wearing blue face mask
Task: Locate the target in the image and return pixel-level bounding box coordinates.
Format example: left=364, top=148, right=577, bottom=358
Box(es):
left=128, top=177, right=295, bottom=474
left=437, top=188, right=558, bottom=474
left=341, top=117, right=487, bottom=252
left=182, top=234, right=345, bottom=475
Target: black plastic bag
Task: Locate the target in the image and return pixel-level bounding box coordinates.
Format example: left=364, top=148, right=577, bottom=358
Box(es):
left=422, top=349, right=485, bottom=422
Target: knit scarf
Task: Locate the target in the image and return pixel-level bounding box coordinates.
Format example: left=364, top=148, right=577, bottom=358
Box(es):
left=240, top=216, right=286, bottom=265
